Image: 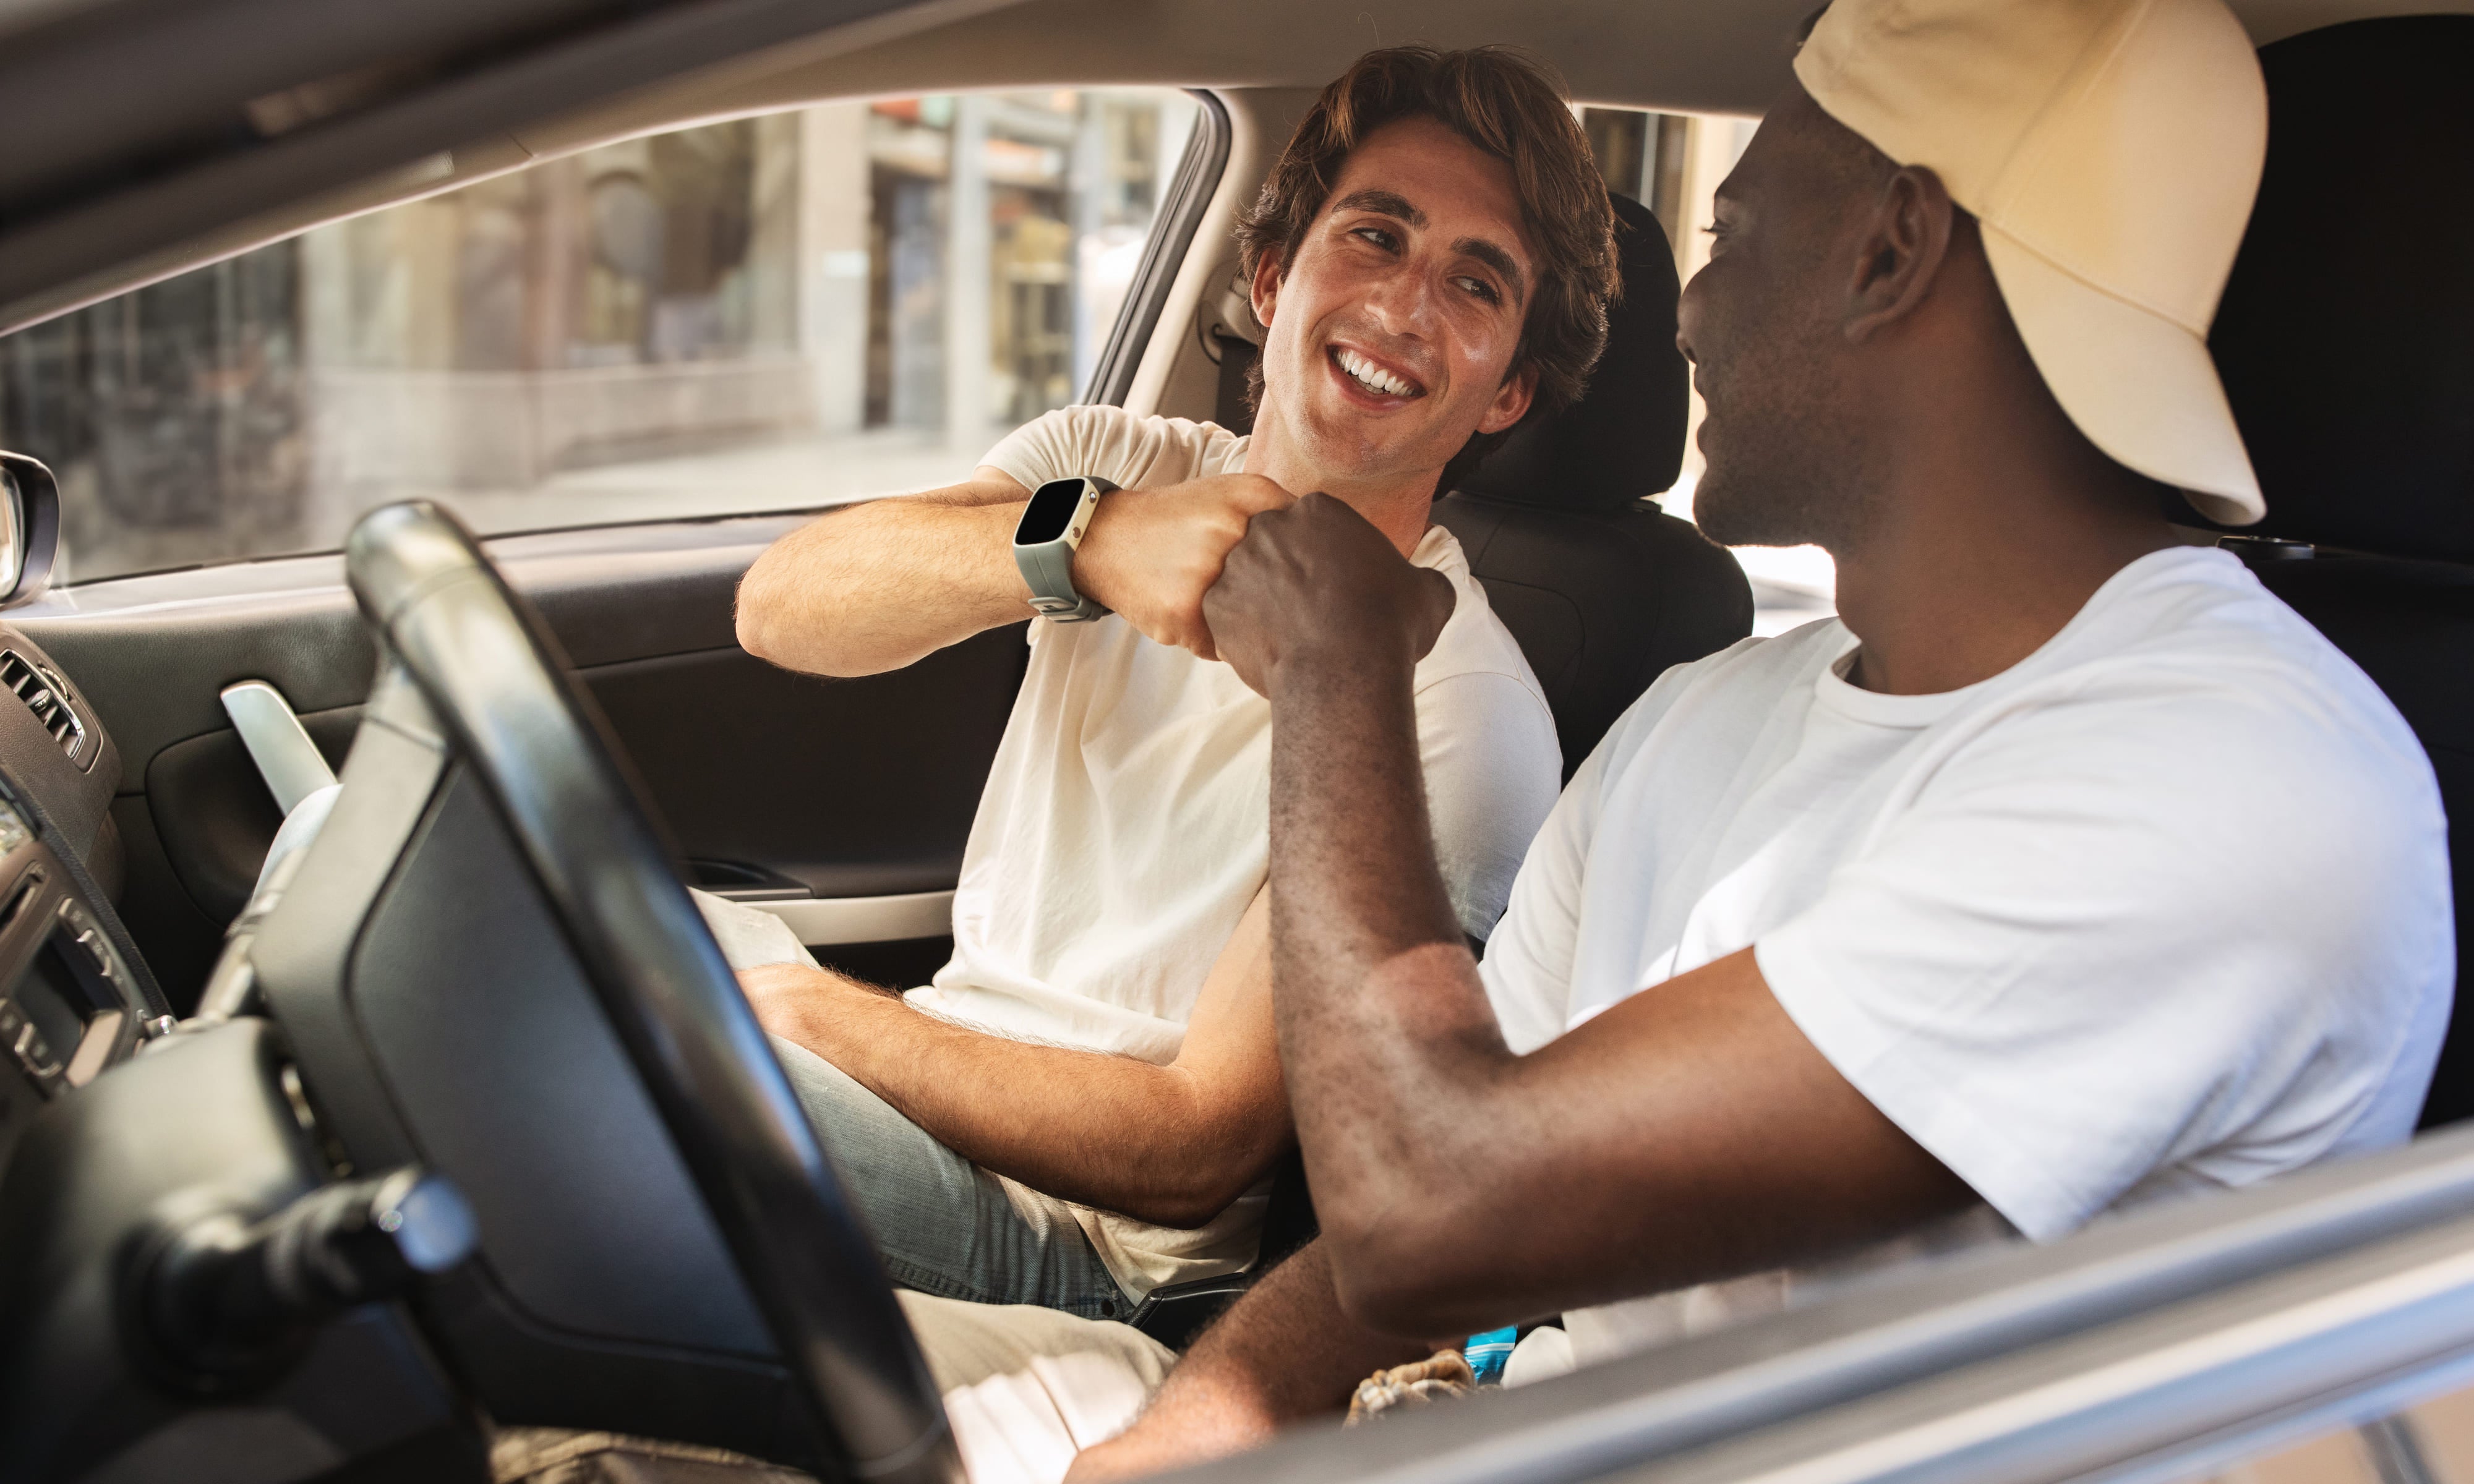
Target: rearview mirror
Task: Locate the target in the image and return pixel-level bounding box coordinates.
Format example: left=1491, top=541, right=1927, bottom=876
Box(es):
left=0, top=452, right=61, bottom=609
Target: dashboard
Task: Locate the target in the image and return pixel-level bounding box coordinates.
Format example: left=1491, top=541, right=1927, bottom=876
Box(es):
left=0, top=608, right=486, bottom=1484
left=0, top=623, right=159, bottom=1177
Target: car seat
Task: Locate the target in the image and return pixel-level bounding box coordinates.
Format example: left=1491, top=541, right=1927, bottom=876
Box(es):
left=1210, top=195, right=1754, bottom=779
left=1434, top=194, right=1753, bottom=777
left=2188, top=15, right=2474, bottom=1128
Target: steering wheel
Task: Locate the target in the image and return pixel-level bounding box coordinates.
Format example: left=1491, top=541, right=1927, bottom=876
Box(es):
left=344, top=501, right=956, bottom=1483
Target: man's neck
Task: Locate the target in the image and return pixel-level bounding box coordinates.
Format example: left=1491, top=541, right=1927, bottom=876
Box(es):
left=1831, top=389, right=2177, bottom=698
left=1241, top=411, right=1439, bottom=558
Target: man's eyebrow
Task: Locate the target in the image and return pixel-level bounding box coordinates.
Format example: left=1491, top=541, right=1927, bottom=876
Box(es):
left=1453, top=236, right=1528, bottom=307
left=1330, top=189, right=1426, bottom=228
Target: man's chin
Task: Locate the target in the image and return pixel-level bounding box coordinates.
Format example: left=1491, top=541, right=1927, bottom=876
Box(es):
left=1290, top=417, right=1431, bottom=488
left=1692, top=474, right=1801, bottom=549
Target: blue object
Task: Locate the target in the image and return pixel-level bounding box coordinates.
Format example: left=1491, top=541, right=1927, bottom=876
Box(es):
left=1465, top=1326, right=1520, bottom=1385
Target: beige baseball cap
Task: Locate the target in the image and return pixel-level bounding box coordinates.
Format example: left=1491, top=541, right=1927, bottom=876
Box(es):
left=1794, top=0, right=2269, bottom=524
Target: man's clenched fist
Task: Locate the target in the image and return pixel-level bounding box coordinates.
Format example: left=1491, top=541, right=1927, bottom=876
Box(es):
left=1202, top=493, right=1457, bottom=698
left=1069, top=473, right=1298, bottom=659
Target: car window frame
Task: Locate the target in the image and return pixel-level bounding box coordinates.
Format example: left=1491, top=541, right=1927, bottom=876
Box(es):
left=1082, top=87, right=1231, bottom=409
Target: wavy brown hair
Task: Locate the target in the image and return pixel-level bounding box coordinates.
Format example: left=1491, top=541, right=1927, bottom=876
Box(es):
left=1235, top=45, right=1620, bottom=484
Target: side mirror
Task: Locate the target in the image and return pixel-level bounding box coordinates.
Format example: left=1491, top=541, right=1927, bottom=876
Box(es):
left=0, top=452, right=61, bottom=609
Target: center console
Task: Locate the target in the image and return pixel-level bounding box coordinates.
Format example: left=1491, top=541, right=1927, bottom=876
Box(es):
left=0, top=797, right=153, bottom=1151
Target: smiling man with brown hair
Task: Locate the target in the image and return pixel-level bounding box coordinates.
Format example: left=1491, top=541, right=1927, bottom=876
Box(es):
left=721, top=46, right=1614, bottom=1369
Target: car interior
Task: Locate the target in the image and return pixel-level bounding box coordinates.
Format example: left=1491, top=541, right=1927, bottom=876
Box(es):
left=0, top=2, right=2469, bottom=1483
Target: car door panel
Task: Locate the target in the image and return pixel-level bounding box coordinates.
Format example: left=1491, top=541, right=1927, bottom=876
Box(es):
left=143, top=704, right=362, bottom=923
left=15, top=513, right=1024, bottom=1010
left=585, top=642, right=1010, bottom=899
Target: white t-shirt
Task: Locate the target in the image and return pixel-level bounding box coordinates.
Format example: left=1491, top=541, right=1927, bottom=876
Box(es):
left=1479, top=545, right=2453, bottom=1369
left=912, top=404, right=1562, bottom=1295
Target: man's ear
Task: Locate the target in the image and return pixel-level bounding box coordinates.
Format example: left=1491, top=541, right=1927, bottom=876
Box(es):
left=1843, top=164, right=1956, bottom=344
left=1250, top=249, right=1286, bottom=330
left=1476, top=362, right=1538, bottom=436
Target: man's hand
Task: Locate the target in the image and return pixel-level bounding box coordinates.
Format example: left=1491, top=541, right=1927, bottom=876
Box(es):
left=1202, top=493, right=1457, bottom=697
left=1074, top=474, right=1299, bottom=660
left=1063, top=1242, right=1424, bottom=1484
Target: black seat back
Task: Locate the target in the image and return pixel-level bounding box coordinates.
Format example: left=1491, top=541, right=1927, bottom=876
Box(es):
left=1437, top=195, right=1753, bottom=776
left=2194, top=16, right=2474, bottom=1127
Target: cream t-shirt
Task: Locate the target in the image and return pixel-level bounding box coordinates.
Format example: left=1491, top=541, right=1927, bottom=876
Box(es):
left=911, top=404, right=1561, bottom=1296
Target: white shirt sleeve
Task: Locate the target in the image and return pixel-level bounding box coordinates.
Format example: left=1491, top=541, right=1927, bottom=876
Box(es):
left=1413, top=670, right=1561, bottom=943
left=977, top=405, right=1238, bottom=494
left=978, top=406, right=1106, bottom=491
left=1755, top=671, right=2452, bottom=1241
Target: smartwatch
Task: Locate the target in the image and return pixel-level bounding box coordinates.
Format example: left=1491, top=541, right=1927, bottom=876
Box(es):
left=1012, top=475, right=1118, bottom=621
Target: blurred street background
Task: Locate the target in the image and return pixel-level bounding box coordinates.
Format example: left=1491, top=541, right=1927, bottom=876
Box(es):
left=0, top=91, right=1834, bottom=629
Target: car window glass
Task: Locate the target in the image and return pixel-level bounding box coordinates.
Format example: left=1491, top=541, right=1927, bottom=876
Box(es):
left=1583, top=106, right=1835, bottom=636
left=0, top=90, right=1204, bottom=584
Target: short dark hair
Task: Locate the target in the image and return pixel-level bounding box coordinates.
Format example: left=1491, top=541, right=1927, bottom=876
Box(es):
left=1233, top=46, right=1621, bottom=487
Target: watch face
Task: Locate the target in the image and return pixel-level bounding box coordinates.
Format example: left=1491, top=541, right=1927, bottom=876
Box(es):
left=1017, top=478, right=1088, bottom=545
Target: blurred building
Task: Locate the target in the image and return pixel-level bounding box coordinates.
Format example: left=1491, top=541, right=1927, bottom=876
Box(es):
left=0, top=90, right=1197, bottom=581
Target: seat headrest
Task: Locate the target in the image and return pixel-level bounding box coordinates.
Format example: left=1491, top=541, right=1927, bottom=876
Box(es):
left=1455, top=194, right=1689, bottom=512
left=2185, top=16, right=2474, bottom=563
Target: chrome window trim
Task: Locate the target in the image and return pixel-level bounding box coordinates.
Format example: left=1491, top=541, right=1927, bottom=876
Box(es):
left=1153, top=1125, right=2474, bottom=1484
left=1614, top=1209, right=2474, bottom=1484
left=1082, top=88, right=1233, bottom=409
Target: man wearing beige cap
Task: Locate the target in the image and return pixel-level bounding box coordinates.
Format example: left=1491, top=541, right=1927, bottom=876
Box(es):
left=1051, top=0, right=2454, bottom=1472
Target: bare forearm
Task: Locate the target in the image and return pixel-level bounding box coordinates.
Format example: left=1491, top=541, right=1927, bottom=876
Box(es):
left=1269, top=646, right=1466, bottom=963
left=1067, top=1242, right=1426, bottom=1482
left=735, top=490, right=1032, bottom=676
left=1265, top=649, right=1512, bottom=1246
left=787, top=991, right=1283, bottom=1227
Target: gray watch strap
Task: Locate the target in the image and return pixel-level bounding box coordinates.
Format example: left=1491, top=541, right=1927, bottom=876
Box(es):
left=1012, top=475, right=1116, bottom=622
left=1016, top=539, right=1104, bottom=621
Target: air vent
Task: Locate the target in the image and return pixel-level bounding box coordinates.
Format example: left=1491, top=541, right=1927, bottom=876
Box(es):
left=0, top=652, right=86, bottom=764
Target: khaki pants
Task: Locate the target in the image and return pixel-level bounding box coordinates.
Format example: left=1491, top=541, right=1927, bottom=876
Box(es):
left=902, top=1292, right=1177, bottom=1483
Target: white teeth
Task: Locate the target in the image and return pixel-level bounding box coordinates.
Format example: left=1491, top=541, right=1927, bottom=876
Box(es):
left=1337, top=348, right=1414, bottom=398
